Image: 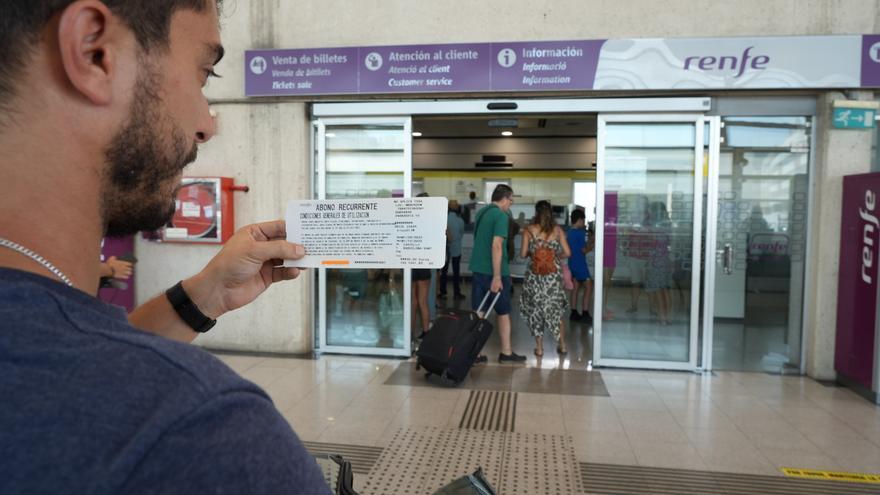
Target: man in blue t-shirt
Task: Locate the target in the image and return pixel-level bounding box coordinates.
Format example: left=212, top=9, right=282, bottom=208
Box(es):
left=469, top=185, right=526, bottom=362
left=0, top=2, right=329, bottom=493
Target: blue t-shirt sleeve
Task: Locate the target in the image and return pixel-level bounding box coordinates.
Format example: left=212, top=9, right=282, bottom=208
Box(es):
left=120, top=390, right=331, bottom=494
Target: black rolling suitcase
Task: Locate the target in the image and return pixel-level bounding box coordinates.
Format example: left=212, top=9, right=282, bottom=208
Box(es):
left=416, top=292, right=500, bottom=386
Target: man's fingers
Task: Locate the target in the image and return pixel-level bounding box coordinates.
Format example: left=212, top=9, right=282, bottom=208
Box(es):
left=272, top=267, right=301, bottom=282
left=252, top=239, right=306, bottom=262
left=250, top=220, right=288, bottom=241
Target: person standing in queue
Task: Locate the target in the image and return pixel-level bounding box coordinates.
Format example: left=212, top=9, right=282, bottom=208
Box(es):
left=440, top=199, right=466, bottom=300
left=469, top=185, right=526, bottom=363
left=520, top=201, right=571, bottom=357
left=567, top=209, right=592, bottom=322
left=412, top=192, right=433, bottom=338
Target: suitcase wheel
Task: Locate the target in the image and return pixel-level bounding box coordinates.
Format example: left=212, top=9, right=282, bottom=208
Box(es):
left=439, top=372, right=459, bottom=388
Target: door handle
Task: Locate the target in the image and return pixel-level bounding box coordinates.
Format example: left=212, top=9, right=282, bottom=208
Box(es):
left=723, top=243, right=733, bottom=275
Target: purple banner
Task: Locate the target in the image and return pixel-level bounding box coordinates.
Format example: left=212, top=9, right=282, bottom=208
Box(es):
left=246, top=47, right=359, bottom=96
left=862, top=35, right=880, bottom=88
left=491, top=40, right=605, bottom=91
left=245, top=41, right=605, bottom=96
left=835, top=173, right=880, bottom=390
left=359, top=43, right=491, bottom=93
left=246, top=35, right=880, bottom=96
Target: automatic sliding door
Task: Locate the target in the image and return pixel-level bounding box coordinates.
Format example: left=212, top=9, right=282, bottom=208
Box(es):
left=595, top=115, right=704, bottom=370
left=315, top=118, right=412, bottom=356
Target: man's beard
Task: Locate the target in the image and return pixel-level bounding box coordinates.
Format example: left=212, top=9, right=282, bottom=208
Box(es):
left=101, top=63, right=198, bottom=237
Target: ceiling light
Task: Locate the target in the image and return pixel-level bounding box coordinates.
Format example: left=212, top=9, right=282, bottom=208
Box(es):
left=501, top=131, right=513, bottom=136
left=325, top=132, right=336, bottom=138
left=412, top=131, right=422, bottom=137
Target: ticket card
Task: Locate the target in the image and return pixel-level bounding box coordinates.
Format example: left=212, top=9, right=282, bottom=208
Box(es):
left=285, top=197, right=448, bottom=269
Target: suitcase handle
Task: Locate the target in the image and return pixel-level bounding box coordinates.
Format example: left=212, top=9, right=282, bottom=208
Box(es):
left=476, top=291, right=502, bottom=319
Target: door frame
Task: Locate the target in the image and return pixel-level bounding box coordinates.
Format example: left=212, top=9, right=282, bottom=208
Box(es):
left=593, top=113, right=707, bottom=371
left=700, top=116, right=722, bottom=372
left=313, top=116, right=414, bottom=357
left=307, top=97, right=810, bottom=367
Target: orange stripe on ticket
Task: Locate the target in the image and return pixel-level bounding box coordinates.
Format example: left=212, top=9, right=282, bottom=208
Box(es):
left=321, top=260, right=350, bottom=266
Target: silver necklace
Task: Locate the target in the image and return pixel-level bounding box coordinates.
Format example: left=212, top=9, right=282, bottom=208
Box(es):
left=0, top=237, right=74, bottom=287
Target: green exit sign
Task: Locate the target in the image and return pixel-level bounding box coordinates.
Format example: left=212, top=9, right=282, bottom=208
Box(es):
left=833, top=107, right=876, bottom=129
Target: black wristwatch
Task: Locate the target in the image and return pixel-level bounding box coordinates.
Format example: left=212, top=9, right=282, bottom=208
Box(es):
left=165, top=281, right=217, bottom=333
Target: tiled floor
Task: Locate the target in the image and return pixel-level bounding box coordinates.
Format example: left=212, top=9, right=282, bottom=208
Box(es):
left=214, top=351, right=880, bottom=492
left=384, top=363, right=609, bottom=396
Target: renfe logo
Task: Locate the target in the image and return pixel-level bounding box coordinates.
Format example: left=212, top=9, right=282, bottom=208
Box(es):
left=683, top=46, right=769, bottom=78
left=861, top=189, right=878, bottom=284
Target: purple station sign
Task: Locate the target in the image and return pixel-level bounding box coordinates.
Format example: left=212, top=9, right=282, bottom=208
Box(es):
left=246, top=40, right=605, bottom=96
left=246, top=35, right=880, bottom=96
left=491, top=40, right=605, bottom=91
left=836, top=173, right=880, bottom=391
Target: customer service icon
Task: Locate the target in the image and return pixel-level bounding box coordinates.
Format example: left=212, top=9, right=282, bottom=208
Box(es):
left=365, top=52, right=383, bottom=71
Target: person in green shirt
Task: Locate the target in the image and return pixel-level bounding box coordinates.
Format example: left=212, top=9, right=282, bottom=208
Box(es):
left=469, top=184, right=526, bottom=362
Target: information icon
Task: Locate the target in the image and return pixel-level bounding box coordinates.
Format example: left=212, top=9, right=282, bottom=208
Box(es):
left=249, top=56, right=267, bottom=75
left=497, top=48, right=516, bottom=68
left=870, top=42, right=880, bottom=63
left=365, top=52, right=384, bottom=71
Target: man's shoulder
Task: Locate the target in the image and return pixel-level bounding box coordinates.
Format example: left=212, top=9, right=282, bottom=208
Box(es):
left=0, top=272, right=251, bottom=398
left=485, top=206, right=507, bottom=223
left=0, top=273, right=314, bottom=494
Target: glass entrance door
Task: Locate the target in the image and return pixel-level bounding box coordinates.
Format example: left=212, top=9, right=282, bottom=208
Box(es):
left=703, top=117, right=811, bottom=372
left=314, top=117, right=412, bottom=356
left=594, top=115, right=705, bottom=370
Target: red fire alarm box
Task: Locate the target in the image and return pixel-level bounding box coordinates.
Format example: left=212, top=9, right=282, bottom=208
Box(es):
left=162, top=177, right=236, bottom=243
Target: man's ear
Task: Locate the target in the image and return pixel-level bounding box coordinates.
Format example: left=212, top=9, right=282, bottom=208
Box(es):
left=56, top=0, right=125, bottom=106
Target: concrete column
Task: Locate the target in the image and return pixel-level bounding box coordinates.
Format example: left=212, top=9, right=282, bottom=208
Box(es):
left=805, top=90, right=878, bottom=379
left=135, top=102, right=314, bottom=354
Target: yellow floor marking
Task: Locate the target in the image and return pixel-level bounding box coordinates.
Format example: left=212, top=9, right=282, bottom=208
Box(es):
left=782, top=467, right=880, bottom=484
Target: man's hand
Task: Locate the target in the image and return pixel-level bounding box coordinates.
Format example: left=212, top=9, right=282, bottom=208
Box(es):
left=182, top=220, right=306, bottom=319
left=490, top=275, right=503, bottom=293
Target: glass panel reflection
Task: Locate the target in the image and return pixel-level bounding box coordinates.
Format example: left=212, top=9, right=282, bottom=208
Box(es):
left=323, top=124, right=407, bottom=350
left=711, top=117, right=811, bottom=372
left=601, top=123, right=696, bottom=363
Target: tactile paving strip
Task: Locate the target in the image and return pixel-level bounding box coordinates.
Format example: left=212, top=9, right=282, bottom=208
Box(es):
left=359, top=426, right=583, bottom=494
left=580, top=462, right=880, bottom=495
left=501, top=432, right=583, bottom=495
left=302, top=441, right=383, bottom=475
left=459, top=390, right=517, bottom=432
left=361, top=426, right=505, bottom=495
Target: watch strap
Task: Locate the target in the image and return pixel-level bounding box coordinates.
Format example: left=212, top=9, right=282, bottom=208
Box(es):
left=165, top=281, right=217, bottom=333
